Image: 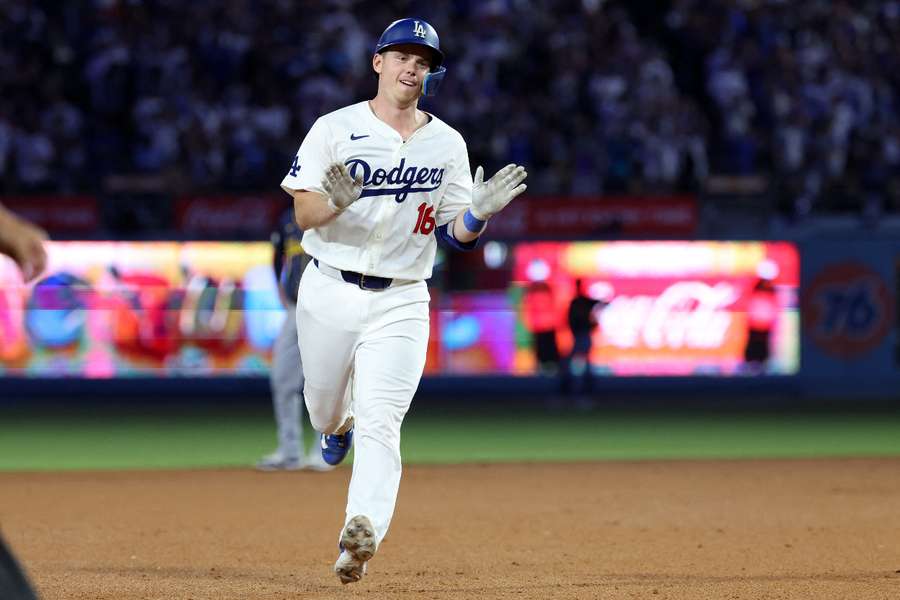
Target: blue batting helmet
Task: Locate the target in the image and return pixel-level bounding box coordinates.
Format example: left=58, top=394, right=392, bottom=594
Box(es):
left=375, top=18, right=446, bottom=96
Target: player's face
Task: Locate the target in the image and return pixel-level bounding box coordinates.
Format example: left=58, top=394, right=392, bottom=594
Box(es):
left=373, top=45, right=432, bottom=103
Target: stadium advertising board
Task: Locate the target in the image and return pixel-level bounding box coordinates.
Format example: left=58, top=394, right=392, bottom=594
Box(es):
left=1, top=240, right=799, bottom=379
left=507, top=241, right=800, bottom=376
left=0, top=242, right=282, bottom=376
left=484, top=196, right=698, bottom=239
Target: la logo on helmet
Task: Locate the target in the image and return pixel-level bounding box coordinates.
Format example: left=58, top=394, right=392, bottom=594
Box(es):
left=413, top=21, right=427, bottom=38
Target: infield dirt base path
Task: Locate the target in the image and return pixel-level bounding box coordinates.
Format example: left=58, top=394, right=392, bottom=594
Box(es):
left=2, top=459, right=899, bottom=599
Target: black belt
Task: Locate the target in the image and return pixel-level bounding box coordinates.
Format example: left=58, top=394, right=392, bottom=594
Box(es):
left=314, top=259, right=393, bottom=290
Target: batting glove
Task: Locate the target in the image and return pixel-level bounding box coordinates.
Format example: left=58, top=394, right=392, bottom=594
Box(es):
left=469, top=164, right=528, bottom=221
left=322, top=163, right=363, bottom=214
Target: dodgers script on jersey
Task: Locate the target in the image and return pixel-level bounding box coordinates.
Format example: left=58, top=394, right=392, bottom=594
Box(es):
left=281, top=101, right=473, bottom=280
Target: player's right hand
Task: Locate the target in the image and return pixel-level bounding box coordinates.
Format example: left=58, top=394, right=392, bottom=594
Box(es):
left=322, top=163, right=363, bottom=214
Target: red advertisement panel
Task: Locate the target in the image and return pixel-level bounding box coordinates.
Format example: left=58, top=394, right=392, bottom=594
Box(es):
left=174, top=195, right=287, bottom=237
left=486, top=196, right=697, bottom=239
left=511, top=241, right=800, bottom=376
left=2, top=196, right=100, bottom=233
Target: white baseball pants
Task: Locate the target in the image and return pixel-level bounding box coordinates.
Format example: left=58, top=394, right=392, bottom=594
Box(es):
left=295, top=262, right=429, bottom=545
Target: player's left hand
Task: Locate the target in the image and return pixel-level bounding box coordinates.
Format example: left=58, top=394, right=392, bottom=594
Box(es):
left=469, top=164, right=528, bottom=220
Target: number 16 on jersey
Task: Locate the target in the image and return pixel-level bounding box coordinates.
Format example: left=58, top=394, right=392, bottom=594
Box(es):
left=413, top=202, right=435, bottom=235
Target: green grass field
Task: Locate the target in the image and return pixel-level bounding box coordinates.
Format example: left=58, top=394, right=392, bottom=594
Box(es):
left=2, top=404, right=900, bottom=471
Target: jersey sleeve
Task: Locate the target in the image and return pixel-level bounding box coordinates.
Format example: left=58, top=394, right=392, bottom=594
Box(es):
left=280, top=117, right=333, bottom=196
left=435, top=136, right=473, bottom=226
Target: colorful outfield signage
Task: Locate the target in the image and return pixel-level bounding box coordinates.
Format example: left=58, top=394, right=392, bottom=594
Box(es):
left=1, top=240, right=797, bottom=379
left=0, top=242, right=283, bottom=377
left=508, top=241, right=800, bottom=376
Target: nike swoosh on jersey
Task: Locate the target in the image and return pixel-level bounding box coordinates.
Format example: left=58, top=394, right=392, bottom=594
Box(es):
left=350, top=133, right=370, bottom=141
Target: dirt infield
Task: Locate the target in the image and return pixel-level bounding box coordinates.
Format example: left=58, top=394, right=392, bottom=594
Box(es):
left=1, top=459, right=899, bottom=599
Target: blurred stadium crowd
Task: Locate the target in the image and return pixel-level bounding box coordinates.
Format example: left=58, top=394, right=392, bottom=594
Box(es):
left=1, top=0, right=899, bottom=218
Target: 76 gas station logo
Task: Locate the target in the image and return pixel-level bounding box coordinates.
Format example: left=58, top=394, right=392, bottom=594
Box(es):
left=803, top=262, right=894, bottom=357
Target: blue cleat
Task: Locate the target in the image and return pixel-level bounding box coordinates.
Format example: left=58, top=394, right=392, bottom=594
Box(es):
left=321, top=428, right=353, bottom=465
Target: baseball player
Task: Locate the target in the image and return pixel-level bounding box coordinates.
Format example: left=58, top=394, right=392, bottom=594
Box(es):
left=256, top=208, right=333, bottom=472
left=281, top=18, right=527, bottom=584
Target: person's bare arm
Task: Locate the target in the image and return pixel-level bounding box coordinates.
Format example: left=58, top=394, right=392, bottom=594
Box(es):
left=292, top=190, right=341, bottom=230
left=0, top=205, right=48, bottom=282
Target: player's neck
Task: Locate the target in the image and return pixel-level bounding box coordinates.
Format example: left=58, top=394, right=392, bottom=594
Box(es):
left=368, top=97, right=425, bottom=141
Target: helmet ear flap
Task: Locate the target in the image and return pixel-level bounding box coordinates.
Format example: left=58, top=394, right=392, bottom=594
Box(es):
left=422, top=66, right=446, bottom=97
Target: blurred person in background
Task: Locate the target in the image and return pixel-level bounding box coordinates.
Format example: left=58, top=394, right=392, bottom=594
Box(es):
left=256, top=207, right=332, bottom=472
left=521, top=280, right=560, bottom=375
left=743, top=265, right=778, bottom=374
left=561, top=278, right=606, bottom=403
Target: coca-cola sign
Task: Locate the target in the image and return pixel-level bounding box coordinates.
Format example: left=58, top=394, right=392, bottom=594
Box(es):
left=601, top=281, right=739, bottom=350
left=512, top=241, right=800, bottom=376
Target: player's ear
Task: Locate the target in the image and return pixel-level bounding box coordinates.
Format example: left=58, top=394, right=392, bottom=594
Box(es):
left=372, top=52, right=383, bottom=75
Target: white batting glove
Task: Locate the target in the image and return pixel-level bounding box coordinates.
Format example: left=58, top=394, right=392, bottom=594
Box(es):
left=321, top=163, right=363, bottom=214
left=469, top=164, right=528, bottom=221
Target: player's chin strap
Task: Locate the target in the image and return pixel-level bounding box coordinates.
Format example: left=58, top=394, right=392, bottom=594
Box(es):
left=422, top=67, right=446, bottom=97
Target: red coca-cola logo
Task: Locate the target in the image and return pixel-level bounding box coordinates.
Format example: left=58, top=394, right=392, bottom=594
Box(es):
left=599, top=281, right=739, bottom=350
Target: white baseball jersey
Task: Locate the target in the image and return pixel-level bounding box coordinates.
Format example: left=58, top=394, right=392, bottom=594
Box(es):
left=280, top=101, right=473, bottom=281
